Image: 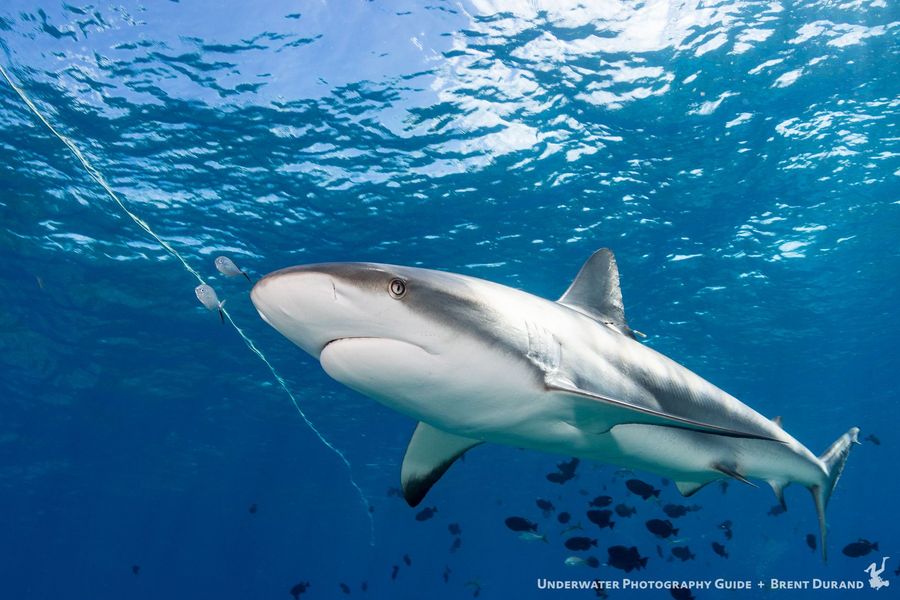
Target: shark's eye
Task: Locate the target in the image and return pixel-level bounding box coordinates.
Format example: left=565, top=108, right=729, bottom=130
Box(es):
left=388, top=278, right=407, bottom=299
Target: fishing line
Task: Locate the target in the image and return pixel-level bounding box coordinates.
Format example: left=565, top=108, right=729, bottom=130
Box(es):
left=1, top=63, right=375, bottom=545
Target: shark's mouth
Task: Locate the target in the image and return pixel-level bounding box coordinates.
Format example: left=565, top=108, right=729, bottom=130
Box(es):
left=322, top=336, right=436, bottom=356
left=322, top=336, right=383, bottom=354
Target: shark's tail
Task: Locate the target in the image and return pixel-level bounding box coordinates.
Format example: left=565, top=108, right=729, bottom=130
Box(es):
left=809, top=426, right=860, bottom=561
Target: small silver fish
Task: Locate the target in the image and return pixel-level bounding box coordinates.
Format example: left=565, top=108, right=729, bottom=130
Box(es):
left=215, top=256, right=251, bottom=282
left=518, top=531, right=548, bottom=543
left=195, top=283, right=225, bottom=323
left=560, top=523, right=585, bottom=535
left=564, top=556, right=587, bottom=567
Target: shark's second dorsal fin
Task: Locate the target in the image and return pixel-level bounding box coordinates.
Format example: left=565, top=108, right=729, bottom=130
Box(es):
left=558, top=248, right=635, bottom=339
left=401, top=422, right=482, bottom=507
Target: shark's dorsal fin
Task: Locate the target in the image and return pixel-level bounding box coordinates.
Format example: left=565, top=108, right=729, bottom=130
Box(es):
left=401, top=422, right=482, bottom=507
left=558, top=248, right=635, bottom=339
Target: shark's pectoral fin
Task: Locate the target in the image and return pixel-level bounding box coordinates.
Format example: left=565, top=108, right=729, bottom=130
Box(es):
left=401, top=422, right=482, bottom=508
left=713, top=463, right=758, bottom=487
left=558, top=248, right=638, bottom=339
left=546, top=377, right=780, bottom=442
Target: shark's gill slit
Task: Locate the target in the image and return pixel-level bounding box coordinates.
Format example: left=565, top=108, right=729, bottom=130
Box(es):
left=0, top=63, right=375, bottom=545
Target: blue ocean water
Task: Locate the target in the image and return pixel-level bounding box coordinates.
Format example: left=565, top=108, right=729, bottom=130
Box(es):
left=1, top=1, right=897, bottom=598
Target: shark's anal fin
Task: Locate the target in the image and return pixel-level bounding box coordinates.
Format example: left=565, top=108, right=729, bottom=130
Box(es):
left=769, top=480, right=788, bottom=509
left=546, top=377, right=782, bottom=442
left=401, top=422, right=482, bottom=507
left=558, top=248, right=637, bottom=339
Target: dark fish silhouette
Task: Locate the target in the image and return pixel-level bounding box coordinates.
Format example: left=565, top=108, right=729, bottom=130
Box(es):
left=289, top=582, right=311, bottom=599
left=662, top=503, right=700, bottom=518
left=626, top=479, right=659, bottom=500
left=806, top=534, right=817, bottom=551
left=131, top=565, right=140, bottom=575
left=842, top=539, right=878, bottom=558
left=415, top=506, right=437, bottom=521
left=587, top=509, right=615, bottom=529
left=547, top=458, right=580, bottom=484
left=767, top=504, right=786, bottom=516
left=448, top=523, right=462, bottom=536
left=565, top=536, right=598, bottom=551
left=606, top=545, right=648, bottom=572
left=361, top=582, right=368, bottom=592
left=339, top=582, right=351, bottom=594
left=402, top=554, right=411, bottom=566
left=505, top=516, right=538, bottom=532
left=646, top=519, right=678, bottom=538
left=450, top=537, right=462, bottom=552
left=589, top=495, right=613, bottom=508
left=719, top=520, right=733, bottom=540
left=671, top=586, right=696, bottom=600
left=390, top=565, right=399, bottom=580
left=671, top=546, right=695, bottom=561
left=558, top=457, right=579, bottom=476
left=719, top=480, right=730, bottom=494
left=537, top=498, right=555, bottom=516
left=712, top=541, right=729, bottom=558
left=557, top=511, right=571, bottom=524
left=863, top=434, right=881, bottom=445
left=248, top=503, right=258, bottom=514
left=614, top=503, right=636, bottom=518
left=443, top=565, right=451, bottom=583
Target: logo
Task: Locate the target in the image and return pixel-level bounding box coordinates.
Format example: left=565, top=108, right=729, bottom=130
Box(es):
left=865, top=556, right=891, bottom=591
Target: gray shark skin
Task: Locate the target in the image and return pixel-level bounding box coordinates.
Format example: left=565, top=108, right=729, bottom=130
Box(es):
left=250, top=249, right=858, bottom=560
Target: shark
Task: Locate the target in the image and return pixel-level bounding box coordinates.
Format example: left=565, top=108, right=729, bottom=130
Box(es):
left=250, top=249, right=858, bottom=559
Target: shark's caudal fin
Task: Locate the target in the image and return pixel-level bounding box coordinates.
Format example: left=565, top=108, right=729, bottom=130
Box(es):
left=810, top=427, right=860, bottom=561
left=400, top=422, right=482, bottom=507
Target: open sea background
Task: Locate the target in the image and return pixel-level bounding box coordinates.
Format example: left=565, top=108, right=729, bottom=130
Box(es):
left=1, top=1, right=898, bottom=598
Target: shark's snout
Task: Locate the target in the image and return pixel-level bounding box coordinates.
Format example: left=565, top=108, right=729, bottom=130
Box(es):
left=251, top=268, right=342, bottom=357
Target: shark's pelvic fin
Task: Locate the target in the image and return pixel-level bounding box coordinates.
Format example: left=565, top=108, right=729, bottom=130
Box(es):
left=401, top=422, right=482, bottom=507
left=809, top=426, right=860, bottom=561
left=547, top=377, right=781, bottom=442
left=558, top=248, right=636, bottom=339
left=675, top=480, right=713, bottom=497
